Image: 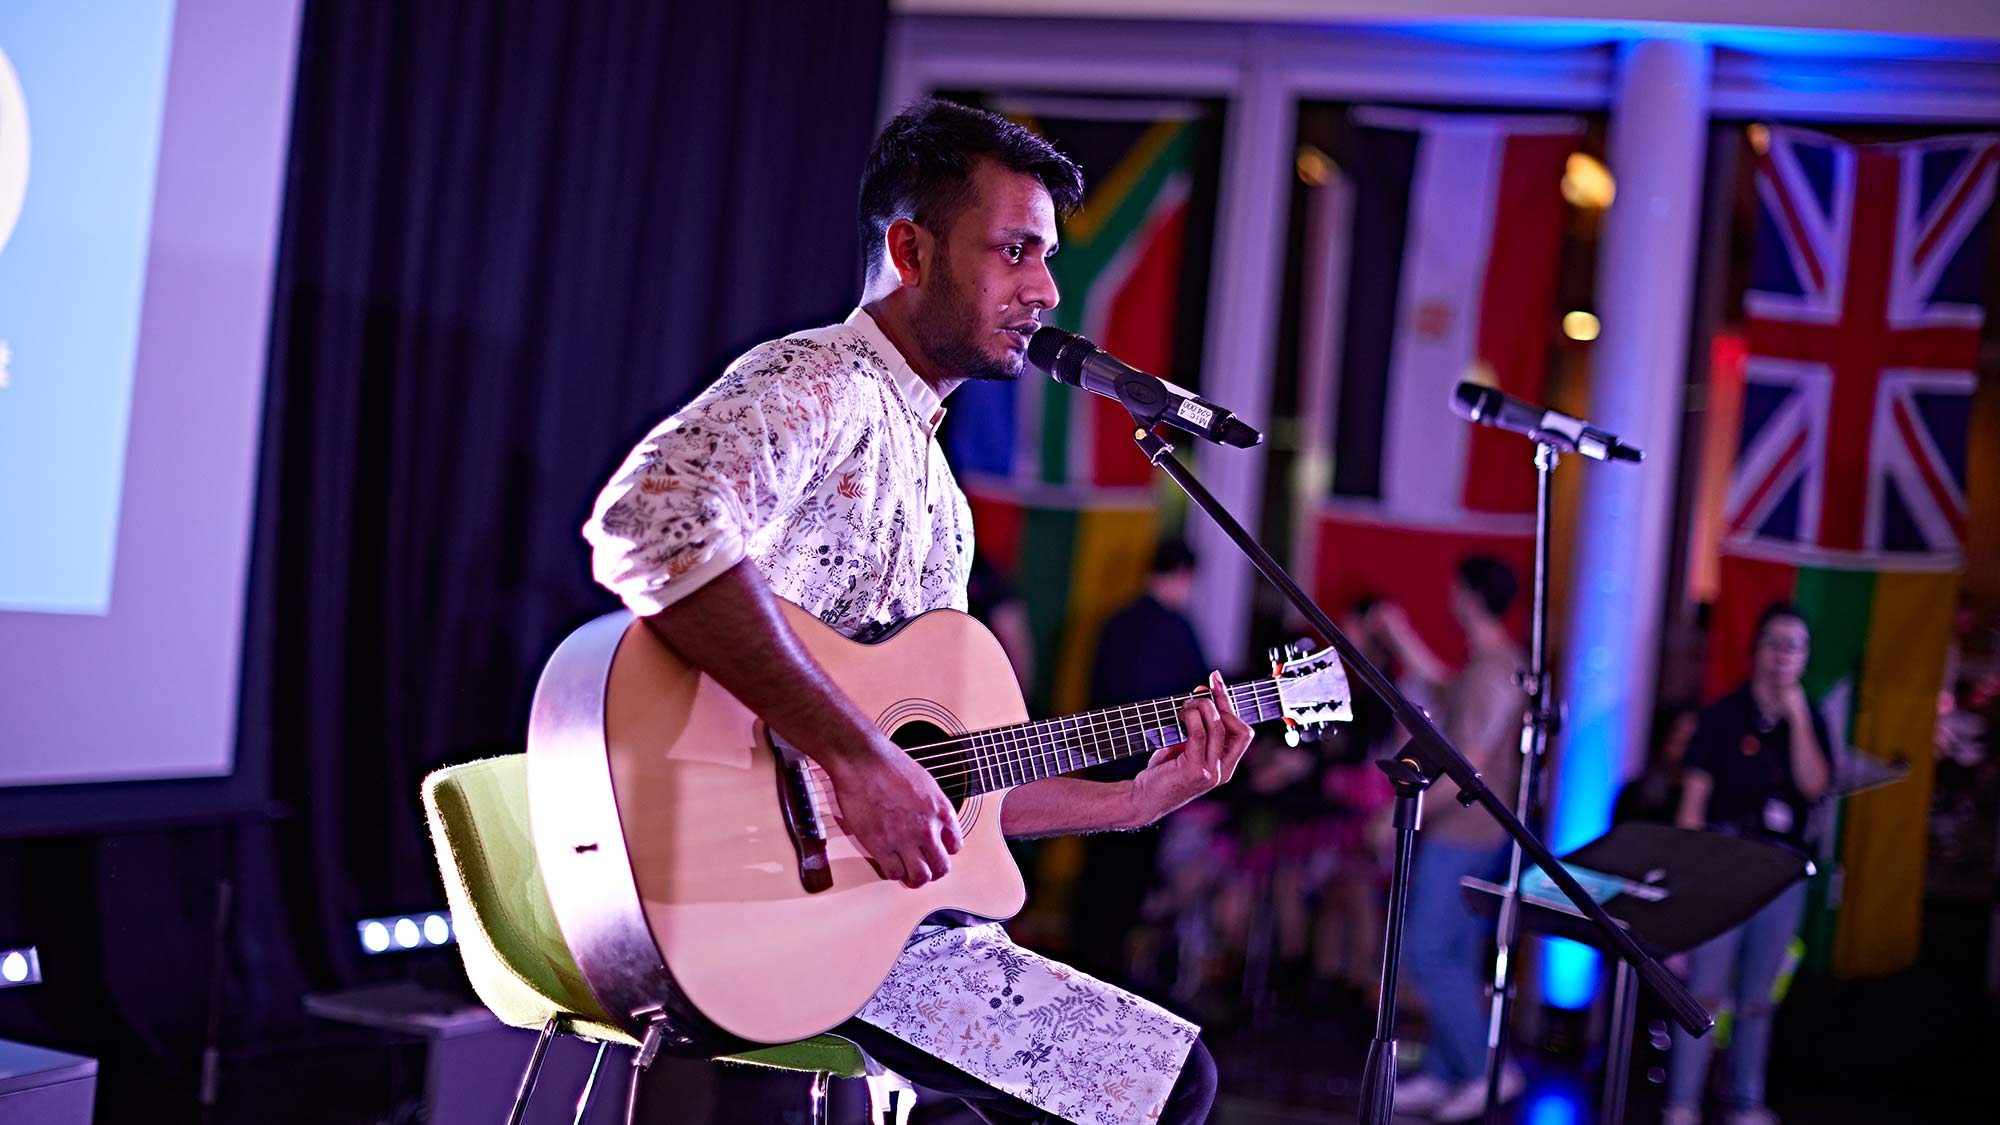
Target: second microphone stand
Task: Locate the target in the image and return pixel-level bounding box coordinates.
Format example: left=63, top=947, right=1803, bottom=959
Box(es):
left=1480, top=440, right=1561, bottom=1124
left=1102, top=378, right=1709, bottom=1125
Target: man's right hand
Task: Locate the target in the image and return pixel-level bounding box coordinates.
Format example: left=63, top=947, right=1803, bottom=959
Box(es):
left=638, top=562, right=964, bottom=889
left=822, top=738, right=963, bottom=888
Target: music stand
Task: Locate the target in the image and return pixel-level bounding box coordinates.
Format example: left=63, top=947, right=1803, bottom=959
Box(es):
left=1460, top=822, right=1812, bottom=1125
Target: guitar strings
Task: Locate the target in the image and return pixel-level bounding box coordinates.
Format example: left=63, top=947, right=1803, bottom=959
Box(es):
left=796, top=679, right=1285, bottom=783
left=798, top=681, right=1291, bottom=805
left=797, top=687, right=1283, bottom=810
left=890, top=680, right=1283, bottom=764
left=895, top=681, right=1280, bottom=772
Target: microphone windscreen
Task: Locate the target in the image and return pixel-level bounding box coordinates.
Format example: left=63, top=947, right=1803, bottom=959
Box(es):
left=1450, top=381, right=1500, bottom=422
left=1027, top=326, right=1078, bottom=378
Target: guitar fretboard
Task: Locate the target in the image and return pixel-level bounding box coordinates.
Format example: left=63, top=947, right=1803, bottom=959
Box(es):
left=921, top=681, right=1285, bottom=800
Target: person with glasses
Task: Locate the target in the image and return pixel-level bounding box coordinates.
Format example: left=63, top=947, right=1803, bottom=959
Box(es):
left=1663, top=602, right=1833, bottom=1125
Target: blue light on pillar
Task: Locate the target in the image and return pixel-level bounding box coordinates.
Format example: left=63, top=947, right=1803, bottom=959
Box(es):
left=1549, top=35, right=1710, bottom=1011
left=1525, top=1089, right=1582, bottom=1125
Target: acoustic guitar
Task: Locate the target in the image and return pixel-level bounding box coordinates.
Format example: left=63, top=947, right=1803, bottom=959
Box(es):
left=526, top=600, right=1350, bottom=1053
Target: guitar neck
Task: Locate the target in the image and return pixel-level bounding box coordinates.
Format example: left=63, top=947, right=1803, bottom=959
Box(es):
left=927, top=680, right=1285, bottom=799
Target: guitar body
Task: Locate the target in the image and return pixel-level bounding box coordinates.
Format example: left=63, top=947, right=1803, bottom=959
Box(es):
left=528, top=602, right=1029, bottom=1050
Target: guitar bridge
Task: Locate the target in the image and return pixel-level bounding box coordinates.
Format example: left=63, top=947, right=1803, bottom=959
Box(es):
left=766, top=727, right=834, bottom=894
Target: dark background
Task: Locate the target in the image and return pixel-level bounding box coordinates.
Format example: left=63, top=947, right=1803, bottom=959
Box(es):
left=0, top=1, right=889, bottom=1119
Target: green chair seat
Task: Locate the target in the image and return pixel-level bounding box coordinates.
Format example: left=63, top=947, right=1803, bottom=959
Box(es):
left=421, top=754, right=869, bottom=1076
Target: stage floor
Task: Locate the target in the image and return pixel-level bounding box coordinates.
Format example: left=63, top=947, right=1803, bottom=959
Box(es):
left=138, top=963, right=1990, bottom=1125
left=77, top=901, right=2000, bottom=1124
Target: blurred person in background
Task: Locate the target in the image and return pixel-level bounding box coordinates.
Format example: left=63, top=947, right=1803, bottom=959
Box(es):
left=1664, top=602, right=1832, bottom=1125
left=966, top=549, right=1035, bottom=691
left=1616, top=702, right=1701, bottom=827
left=1224, top=602, right=1399, bottom=1019
left=1305, top=600, right=1400, bottom=1009
left=1070, top=537, right=1209, bottom=983
left=1372, top=557, right=1528, bottom=1121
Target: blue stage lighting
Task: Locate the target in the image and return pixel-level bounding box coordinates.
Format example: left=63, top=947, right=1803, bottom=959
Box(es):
left=1525, top=1087, right=1581, bottom=1125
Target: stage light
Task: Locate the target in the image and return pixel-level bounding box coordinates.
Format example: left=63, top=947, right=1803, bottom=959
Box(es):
left=0, top=946, right=41, bottom=988
left=1296, top=144, right=1336, bottom=187
left=1561, top=153, right=1615, bottom=210
left=1562, top=310, right=1601, bottom=342
left=356, top=912, right=456, bottom=955
left=1525, top=1090, right=1579, bottom=1125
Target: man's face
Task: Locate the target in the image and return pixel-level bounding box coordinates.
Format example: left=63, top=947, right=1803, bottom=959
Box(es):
left=912, top=160, right=1061, bottom=382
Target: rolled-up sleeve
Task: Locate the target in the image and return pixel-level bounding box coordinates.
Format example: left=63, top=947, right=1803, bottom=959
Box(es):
left=584, top=346, right=845, bottom=616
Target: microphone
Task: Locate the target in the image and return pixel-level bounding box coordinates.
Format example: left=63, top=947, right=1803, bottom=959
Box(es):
left=1450, top=382, right=1643, bottom=463
left=1028, top=327, right=1262, bottom=449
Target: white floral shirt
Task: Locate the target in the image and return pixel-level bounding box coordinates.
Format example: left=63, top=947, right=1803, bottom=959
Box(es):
left=586, top=308, right=971, bottom=632
left=584, top=309, right=1198, bottom=1124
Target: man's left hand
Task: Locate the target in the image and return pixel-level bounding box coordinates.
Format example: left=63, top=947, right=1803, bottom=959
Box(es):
left=1129, top=670, right=1254, bottom=825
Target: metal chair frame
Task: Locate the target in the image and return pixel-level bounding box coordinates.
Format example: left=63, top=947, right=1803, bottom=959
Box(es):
left=502, top=1014, right=916, bottom=1125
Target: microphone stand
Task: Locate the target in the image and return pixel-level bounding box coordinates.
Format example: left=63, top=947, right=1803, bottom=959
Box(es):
left=1099, top=376, right=1710, bottom=1125
left=1480, top=440, right=1560, bottom=1124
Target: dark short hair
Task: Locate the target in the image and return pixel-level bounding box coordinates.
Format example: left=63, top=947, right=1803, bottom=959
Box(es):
left=1650, top=700, right=1696, bottom=747
left=1753, top=601, right=1809, bottom=651
left=858, top=98, right=1084, bottom=283
left=1456, top=556, right=1518, bottom=619
left=1150, top=537, right=1196, bottom=576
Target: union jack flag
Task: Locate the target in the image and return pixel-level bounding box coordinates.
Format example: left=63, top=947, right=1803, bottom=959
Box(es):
left=1726, top=125, right=1996, bottom=565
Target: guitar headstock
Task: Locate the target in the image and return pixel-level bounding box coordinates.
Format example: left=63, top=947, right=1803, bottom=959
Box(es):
left=1269, top=642, right=1354, bottom=746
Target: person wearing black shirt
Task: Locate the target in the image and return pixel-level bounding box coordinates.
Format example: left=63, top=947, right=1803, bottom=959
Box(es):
left=1663, top=603, right=1832, bottom=1125
left=1069, top=537, right=1209, bottom=983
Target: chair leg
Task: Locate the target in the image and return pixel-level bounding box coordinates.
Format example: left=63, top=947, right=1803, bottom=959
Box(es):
left=622, top=1019, right=665, bottom=1125
left=507, top=1017, right=559, bottom=1125
left=808, top=1070, right=832, bottom=1125
left=621, top=1061, right=643, bottom=1125
left=863, top=1068, right=917, bottom=1125
left=572, top=1041, right=610, bottom=1125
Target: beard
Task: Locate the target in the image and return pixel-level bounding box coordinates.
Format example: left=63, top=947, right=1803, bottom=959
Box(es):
left=912, top=248, right=1021, bottom=382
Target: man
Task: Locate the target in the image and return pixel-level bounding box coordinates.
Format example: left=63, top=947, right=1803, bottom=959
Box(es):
left=1070, top=537, right=1209, bottom=983
left=1368, top=557, right=1527, bottom=1121
left=584, top=98, right=1247, bottom=1125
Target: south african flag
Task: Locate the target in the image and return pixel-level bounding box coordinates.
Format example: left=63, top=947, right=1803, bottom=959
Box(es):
left=942, top=96, right=1218, bottom=715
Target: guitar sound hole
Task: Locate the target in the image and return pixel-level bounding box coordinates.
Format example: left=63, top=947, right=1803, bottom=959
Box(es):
left=890, top=721, right=975, bottom=805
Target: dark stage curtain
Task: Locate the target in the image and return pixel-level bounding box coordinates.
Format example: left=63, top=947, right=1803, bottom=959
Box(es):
left=258, top=0, right=891, bottom=981
left=0, top=0, right=890, bottom=1109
